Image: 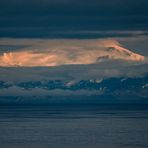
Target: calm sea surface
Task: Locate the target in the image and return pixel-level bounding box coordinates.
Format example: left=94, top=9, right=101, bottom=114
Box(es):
left=0, top=104, right=148, bottom=148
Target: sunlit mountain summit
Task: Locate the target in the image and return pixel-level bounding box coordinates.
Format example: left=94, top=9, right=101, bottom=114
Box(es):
left=0, top=39, right=145, bottom=67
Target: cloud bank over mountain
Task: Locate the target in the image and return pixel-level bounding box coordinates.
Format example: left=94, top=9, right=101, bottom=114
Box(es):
left=0, top=37, right=147, bottom=104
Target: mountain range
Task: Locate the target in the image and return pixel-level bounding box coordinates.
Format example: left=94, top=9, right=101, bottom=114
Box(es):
left=0, top=76, right=147, bottom=104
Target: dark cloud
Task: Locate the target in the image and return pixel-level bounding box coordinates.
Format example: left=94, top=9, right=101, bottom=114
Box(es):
left=0, top=0, right=148, bottom=38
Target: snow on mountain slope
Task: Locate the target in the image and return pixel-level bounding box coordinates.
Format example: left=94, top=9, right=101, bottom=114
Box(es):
left=104, top=46, right=144, bottom=61
left=0, top=39, right=145, bottom=67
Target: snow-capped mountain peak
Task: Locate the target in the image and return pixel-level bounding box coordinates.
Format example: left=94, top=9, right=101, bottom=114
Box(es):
left=0, top=39, right=145, bottom=67
left=104, top=44, right=145, bottom=61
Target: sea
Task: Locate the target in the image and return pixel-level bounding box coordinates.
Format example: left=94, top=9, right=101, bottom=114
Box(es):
left=0, top=104, right=148, bottom=148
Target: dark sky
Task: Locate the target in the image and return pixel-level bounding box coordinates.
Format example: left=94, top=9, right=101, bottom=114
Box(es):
left=0, top=0, right=148, bottom=38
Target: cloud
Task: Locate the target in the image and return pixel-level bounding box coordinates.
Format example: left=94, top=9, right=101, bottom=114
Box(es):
left=0, top=62, right=147, bottom=84
left=0, top=0, right=148, bottom=38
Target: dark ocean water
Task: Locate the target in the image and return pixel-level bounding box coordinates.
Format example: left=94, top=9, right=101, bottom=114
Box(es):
left=0, top=104, right=148, bottom=148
